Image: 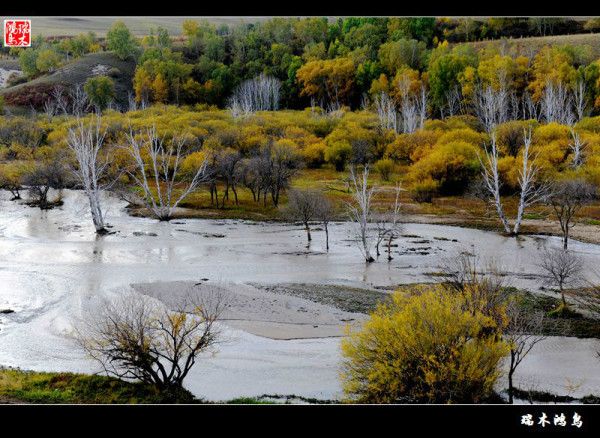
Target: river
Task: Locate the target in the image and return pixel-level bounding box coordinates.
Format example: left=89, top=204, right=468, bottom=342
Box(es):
left=0, top=189, right=598, bottom=401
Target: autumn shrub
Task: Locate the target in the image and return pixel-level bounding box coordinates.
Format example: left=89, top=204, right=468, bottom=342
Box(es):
left=341, top=284, right=509, bottom=404
left=409, top=177, right=439, bottom=202
left=324, top=140, right=352, bottom=171
left=302, top=142, right=327, bottom=168
left=374, top=158, right=394, bottom=181
left=406, top=140, right=481, bottom=195
left=385, top=129, right=439, bottom=163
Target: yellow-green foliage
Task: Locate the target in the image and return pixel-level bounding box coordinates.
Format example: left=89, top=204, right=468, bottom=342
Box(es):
left=406, top=138, right=481, bottom=195
left=1, top=106, right=600, bottom=206
left=340, top=284, right=509, bottom=404
left=374, top=158, right=394, bottom=181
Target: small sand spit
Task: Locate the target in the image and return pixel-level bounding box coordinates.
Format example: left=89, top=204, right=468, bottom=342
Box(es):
left=133, top=281, right=368, bottom=340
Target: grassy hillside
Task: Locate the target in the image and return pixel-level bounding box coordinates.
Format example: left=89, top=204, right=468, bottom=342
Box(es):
left=0, top=51, right=136, bottom=110
left=464, top=32, right=600, bottom=58
left=27, top=16, right=271, bottom=37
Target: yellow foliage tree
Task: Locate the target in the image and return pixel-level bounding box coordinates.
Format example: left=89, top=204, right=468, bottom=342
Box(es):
left=341, top=284, right=509, bottom=403
left=296, top=57, right=355, bottom=105
left=152, top=74, right=169, bottom=103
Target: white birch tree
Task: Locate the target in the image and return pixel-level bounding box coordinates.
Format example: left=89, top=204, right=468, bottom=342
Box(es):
left=478, top=133, right=511, bottom=234
left=347, top=165, right=376, bottom=263
left=228, top=73, right=281, bottom=117
left=67, top=115, right=110, bottom=234
left=124, top=125, right=208, bottom=221
left=513, top=129, right=550, bottom=235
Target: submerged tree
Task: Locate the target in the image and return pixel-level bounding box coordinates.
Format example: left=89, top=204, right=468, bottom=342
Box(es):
left=479, top=133, right=511, bottom=234
left=539, top=248, right=584, bottom=309
left=124, top=126, right=208, bottom=221
left=0, top=162, right=26, bottom=200
left=546, top=179, right=596, bottom=250
left=347, top=165, right=376, bottom=263
left=23, top=154, right=68, bottom=209
left=285, top=188, right=322, bottom=246
left=318, top=194, right=335, bottom=251
left=67, top=115, right=111, bottom=234
left=504, top=300, right=546, bottom=404
left=374, top=183, right=402, bottom=260
left=479, top=129, right=549, bottom=235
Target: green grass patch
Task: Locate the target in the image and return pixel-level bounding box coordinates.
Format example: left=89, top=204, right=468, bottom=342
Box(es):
left=514, top=290, right=600, bottom=338
left=0, top=368, right=195, bottom=404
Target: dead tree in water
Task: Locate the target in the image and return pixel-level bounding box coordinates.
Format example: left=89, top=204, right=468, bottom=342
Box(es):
left=124, top=126, right=208, bottom=221
left=479, top=133, right=511, bottom=234
left=513, top=129, right=549, bottom=235
left=546, top=179, right=596, bottom=250
left=505, top=302, right=546, bottom=404
left=374, top=183, right=402, bottom=260
left=286, top=189, right=322, bottom=246
left=318, top=195, right=335, bottom=251
left=347, top=165, right=376, bottom=263
left=538, top=248, right=584, bottom=307
left=479, top=130, right=548, bottom=235
left=67, top=115, right=111, bottom=234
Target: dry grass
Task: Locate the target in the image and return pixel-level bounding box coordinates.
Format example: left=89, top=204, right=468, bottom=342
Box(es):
left=464, top=32, right=600, bottom=58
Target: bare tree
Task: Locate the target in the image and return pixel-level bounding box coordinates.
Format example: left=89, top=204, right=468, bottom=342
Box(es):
left=522, top=91, right=541, bottom=121
left=374, top=92, right=398, bottom=132
left=540, top=80, right=575, bottom=125
left=568, top=128, right=587, bottom=169
left=228, top=73, right=281, bottom=117
left=374, top=183, right=403, bottom=260
left=439, top=251, right=480, bottom=292
left=69, top=83, right=91, bottom=116
left=538, top=248, right=584, bottom=307
left=416, top=86, right=428, bottom=129
left=317, top=195, right=335, bottom=251
left=267, top=142, right=303, bottom=207
left=218, top=149, right=242, bottom=207
left=504, top=301, right=546, bottom=404
left=473, top=84, right=510, bottom=133
left=546, top=179, right=596, bottom=250
left=572, top=79, right=589, bottom=122
left=76, top=289, right=226, bottom=396
left=285, top=189, right=321, bottom=246
left=374, top=87, right=427, bottom=135
left=443, top=85, right=463, bottom=118
left=513, top=128, right=549, bottom=235
left=23, top=155, right=68, bottom=209
left=478, top=133, right=511, bottom=234
left=347, top=165, right=376, bottom=263
left=124, top=126, right=208, bottom=221
left=67, top=115, right=111, bottom=234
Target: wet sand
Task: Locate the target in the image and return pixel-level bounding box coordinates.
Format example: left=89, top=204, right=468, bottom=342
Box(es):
left=134, top=281, right=369, bottom=339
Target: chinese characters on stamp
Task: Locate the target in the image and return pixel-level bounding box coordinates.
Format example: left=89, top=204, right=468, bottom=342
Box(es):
left=4, top=20, right=31, bottom=47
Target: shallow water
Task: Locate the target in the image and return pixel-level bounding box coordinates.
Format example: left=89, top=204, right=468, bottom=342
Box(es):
left=0, top=68, right=21, bottom=88
left=0, top=189, right=599, bottom=400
